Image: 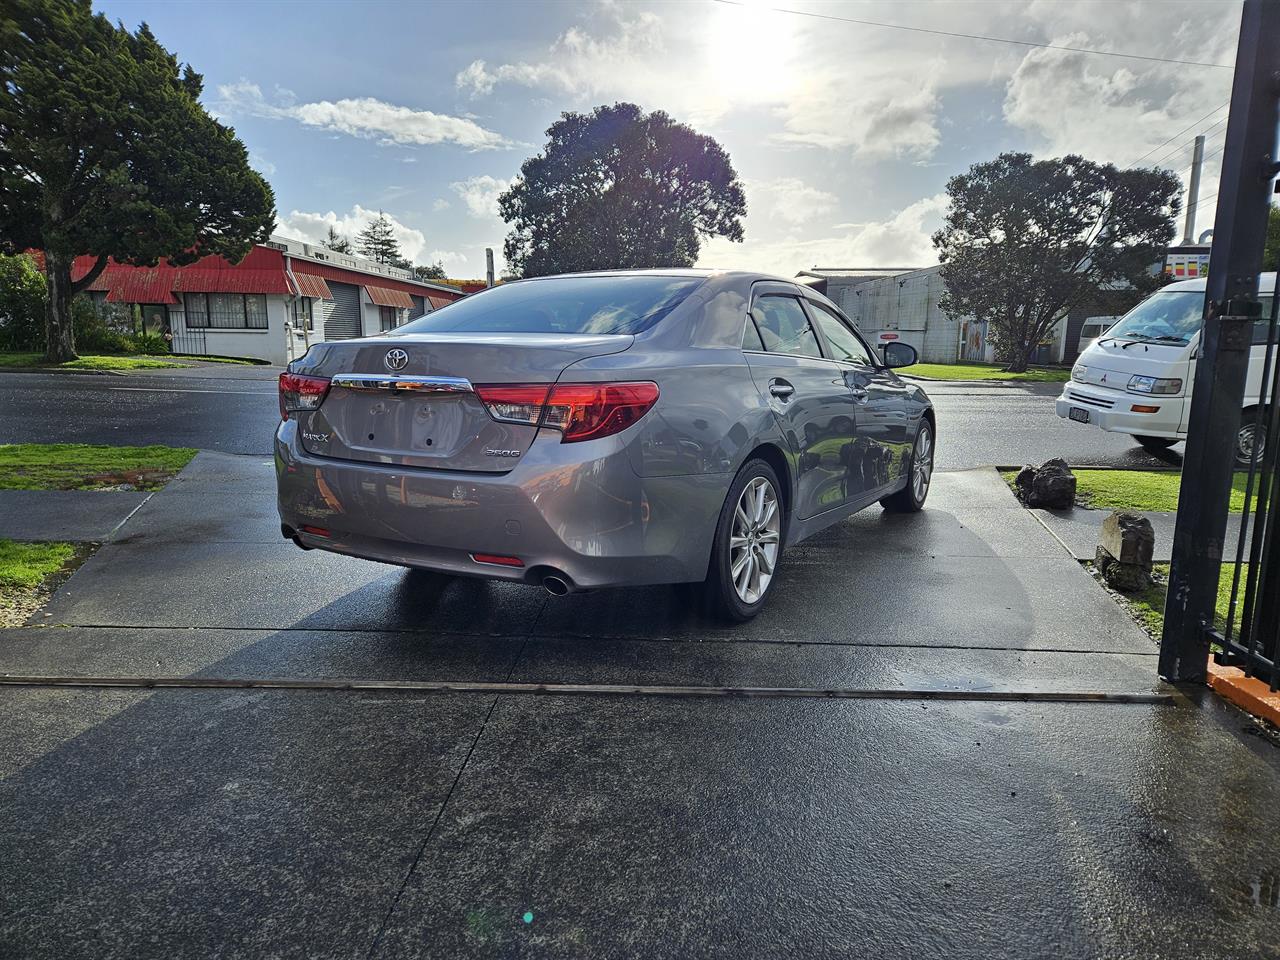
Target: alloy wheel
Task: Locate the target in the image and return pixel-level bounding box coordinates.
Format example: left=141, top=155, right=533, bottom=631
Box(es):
left=729, top=476, right=781, bottom=604
left=1238, top=422, right=1266, bottom=464
left=912, top=424, right=934, bottom=502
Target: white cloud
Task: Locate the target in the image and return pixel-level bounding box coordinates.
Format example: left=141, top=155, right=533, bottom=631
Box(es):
left=216, top=81, right=511, bottom=151
left=428, top=249, right=468, bottom=270
left=748, top=178, right=840, bottom=225
left=432, top=198, right=451, bottom=212
left=699, top=194, right=948, bottom=275
left=450, top=175, right=515, bottom=219
left=275, top=205, right=429, bottom=262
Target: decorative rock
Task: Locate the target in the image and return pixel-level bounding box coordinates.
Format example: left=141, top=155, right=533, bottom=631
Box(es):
left=1014, top=458, right=1077, bottom=510
left=1096, top=511, right=1155, bottom=593
left=1101, top=511, right=1155, bottom=567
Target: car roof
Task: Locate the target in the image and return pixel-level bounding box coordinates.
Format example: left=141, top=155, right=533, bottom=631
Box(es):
left=1163, top=271, right=1276, bottom=293
left=515, top=267, right=799, bottom=284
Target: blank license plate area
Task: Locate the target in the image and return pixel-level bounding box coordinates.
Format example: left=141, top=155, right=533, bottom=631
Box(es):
left=1069, top=407, right=1090, bottom=423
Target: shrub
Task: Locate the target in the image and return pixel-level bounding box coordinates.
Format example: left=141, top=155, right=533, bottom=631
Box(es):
left=128, top=332, right=170, bottom=355
left=0, top=254, right=48, bottom=352
left=71, top=296, right=134, bottom=353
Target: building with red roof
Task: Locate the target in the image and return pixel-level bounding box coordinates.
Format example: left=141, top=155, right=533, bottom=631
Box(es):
left=69, top=236, right=466, bottom=365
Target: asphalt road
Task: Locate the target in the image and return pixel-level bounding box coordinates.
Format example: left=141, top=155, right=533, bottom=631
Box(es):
left=0, top=369, right=1183, bottom=469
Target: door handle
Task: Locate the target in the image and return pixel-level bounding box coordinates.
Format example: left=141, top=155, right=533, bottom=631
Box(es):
left=768, top=379, right=795, bottom=399
left=849, top=386, right=869, bottom=402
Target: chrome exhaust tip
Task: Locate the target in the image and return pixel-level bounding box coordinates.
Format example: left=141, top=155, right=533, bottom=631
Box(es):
left=542, top=575, right=572, bottom=596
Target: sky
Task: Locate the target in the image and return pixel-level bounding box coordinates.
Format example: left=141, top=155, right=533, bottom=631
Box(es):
left=96, top=0, right=1242, bottom=279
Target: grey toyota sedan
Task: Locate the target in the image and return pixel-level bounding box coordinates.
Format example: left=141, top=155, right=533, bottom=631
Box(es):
left=276, top=270, right=935, bottom=620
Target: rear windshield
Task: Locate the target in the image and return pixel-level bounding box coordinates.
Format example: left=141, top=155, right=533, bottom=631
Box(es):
left=396, top=276, right=705, bottom=337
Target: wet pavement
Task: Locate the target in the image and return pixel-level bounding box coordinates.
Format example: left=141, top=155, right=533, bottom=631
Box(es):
left=1, top=452, right=1277, bottom=958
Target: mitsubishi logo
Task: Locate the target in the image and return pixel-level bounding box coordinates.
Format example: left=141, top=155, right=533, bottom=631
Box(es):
left=384, top=348, right=409, bottom=371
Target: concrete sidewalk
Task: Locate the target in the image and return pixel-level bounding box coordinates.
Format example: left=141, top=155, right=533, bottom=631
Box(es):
left=1032, top=506, right=1250, bottom=562
left=1, top=456, right=1278, bottom=959
left=0, top=489, right=150, bottom=541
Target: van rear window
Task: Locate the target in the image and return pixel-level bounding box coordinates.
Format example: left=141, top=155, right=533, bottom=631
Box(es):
left=396, top=276, right=704, bottom=337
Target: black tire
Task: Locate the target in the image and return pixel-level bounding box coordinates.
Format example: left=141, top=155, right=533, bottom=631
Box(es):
left=1134, top=435, right=1178, bottom=451
left=881, top=419, right=934, bottom=513
left=704, top=458, right=786, bottom=622
left=1236, top=408, right=1267, bottom=466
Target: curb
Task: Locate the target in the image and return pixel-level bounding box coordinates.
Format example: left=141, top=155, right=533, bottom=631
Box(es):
left=1206, top=661, right=1280, bottom=727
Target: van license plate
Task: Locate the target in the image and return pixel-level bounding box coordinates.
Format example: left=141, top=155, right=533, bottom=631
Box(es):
left=1069, top=407, right=1090, bottom=424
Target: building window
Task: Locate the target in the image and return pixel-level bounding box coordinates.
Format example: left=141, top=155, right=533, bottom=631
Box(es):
left=379, top=305, right=398, bottom=331
left=292, top=297, right=314, bottom=331
left=183, top=293, right=269, bottom=330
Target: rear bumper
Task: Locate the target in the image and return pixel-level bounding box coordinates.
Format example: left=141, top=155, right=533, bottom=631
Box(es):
left=274, top=420, right=727, bottom=588
left=1055, top=385, right=1186, bottom=439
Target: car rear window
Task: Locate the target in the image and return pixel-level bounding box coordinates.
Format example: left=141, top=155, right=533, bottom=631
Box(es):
left=396, top=276, right=705, bottom=337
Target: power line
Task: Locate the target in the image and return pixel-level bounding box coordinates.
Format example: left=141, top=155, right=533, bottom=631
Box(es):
left=710, top=0, right=1235, bottom=70
left=1121, top=101, right=1230, bottom=168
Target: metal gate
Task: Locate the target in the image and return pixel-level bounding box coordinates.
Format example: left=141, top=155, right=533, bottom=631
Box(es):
left=322, top=281, right=362, bottom=339
left=170, top=325, right=207, bottom=356
left=1214, top=293, right=1280, bottom=687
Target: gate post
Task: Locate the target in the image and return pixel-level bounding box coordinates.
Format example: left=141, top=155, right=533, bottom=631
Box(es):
left=1160, top=0, right=1280, bottom=682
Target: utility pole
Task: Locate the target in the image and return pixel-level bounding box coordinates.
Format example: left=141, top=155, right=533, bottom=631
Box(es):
left=1160, top=0, right=1280, bottom=682
left=1181, top=134, right=1206, bottom=245
left=485, top=248, right=495, bottom=288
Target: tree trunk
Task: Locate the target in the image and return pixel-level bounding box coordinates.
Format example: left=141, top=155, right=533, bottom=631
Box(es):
left=43, top=253, right=78, bottom=364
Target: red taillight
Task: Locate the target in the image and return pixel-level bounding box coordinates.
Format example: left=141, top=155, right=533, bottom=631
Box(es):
left=471, top=384, right=551, bottom=426
left=279, top=373, right=331, bottom=421
left=474, top=381, right=659, bottom=443
left=472, top=553, right=524, bottom=567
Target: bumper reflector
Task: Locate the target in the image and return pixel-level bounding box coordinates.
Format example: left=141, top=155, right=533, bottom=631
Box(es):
left=299, top=525, right=331, bottom=537
left=1130, top=404, right=1161, bottom=413
left=472, top=553, right=524, bottom=567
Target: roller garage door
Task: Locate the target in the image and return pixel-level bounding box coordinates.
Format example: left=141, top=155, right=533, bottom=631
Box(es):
left=322, top=281, right=362, bottom=339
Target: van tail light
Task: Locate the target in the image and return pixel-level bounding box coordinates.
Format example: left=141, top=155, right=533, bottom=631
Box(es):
left=279, top=373, right=331, bottom=421
left=474, top=382, right=660, bottom=443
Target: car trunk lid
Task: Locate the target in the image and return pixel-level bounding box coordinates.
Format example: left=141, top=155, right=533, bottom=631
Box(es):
left=295, top=332, right=633, bottom=471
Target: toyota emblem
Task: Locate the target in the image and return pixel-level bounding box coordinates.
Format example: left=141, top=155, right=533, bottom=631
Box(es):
left=384, top=348, right=409, bottom=372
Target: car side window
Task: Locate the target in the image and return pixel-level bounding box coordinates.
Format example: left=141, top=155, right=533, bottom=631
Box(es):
left=742, top=314, right=766, bottom=351
left=751, top=296, right=824, bottom=359
left=808, top=301, right=875, bottom=366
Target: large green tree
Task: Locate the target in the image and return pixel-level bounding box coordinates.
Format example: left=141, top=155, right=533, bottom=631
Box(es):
left=934, top=152, right=1181, bottom=371
left=499, top=103, right=746, bottom=278
left=0, top=1, right=275, bottom=361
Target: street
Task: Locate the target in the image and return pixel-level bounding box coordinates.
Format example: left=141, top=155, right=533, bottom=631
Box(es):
left=0, top=369, right=1183, bottom=470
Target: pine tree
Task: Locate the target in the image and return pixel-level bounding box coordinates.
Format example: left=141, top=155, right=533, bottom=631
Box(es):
left=355, top=211, right=401, bottom=264
left=325, top=225, right=352, bottom=254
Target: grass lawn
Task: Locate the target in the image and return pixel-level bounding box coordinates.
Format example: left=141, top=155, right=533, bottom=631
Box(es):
left=0, top=443, right=197, bottom=491
left=907, top=361, right=1070, bottom=383
left=0, top=351, right=187, bottom=371
left=1112, top=562, right=1242, bottom=639
left=999, top=468, right=1251, bottom=512
left=0, top=539, right=81, bottom=627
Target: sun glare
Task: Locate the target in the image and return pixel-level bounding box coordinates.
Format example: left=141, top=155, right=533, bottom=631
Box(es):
left=708, top=0, right=796, bottom=104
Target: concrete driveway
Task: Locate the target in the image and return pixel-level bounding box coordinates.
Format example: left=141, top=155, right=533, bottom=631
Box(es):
left=1, top=454, right=1276, bottom=959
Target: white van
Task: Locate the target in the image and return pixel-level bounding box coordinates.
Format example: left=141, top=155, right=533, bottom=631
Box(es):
left=1056, top=273, right=1275, bottom=464
left=1075, top=316, right=1117, bottom=356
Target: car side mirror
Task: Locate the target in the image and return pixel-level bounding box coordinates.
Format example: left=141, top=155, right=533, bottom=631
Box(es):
left=882, top=341, right=918, bottom=368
